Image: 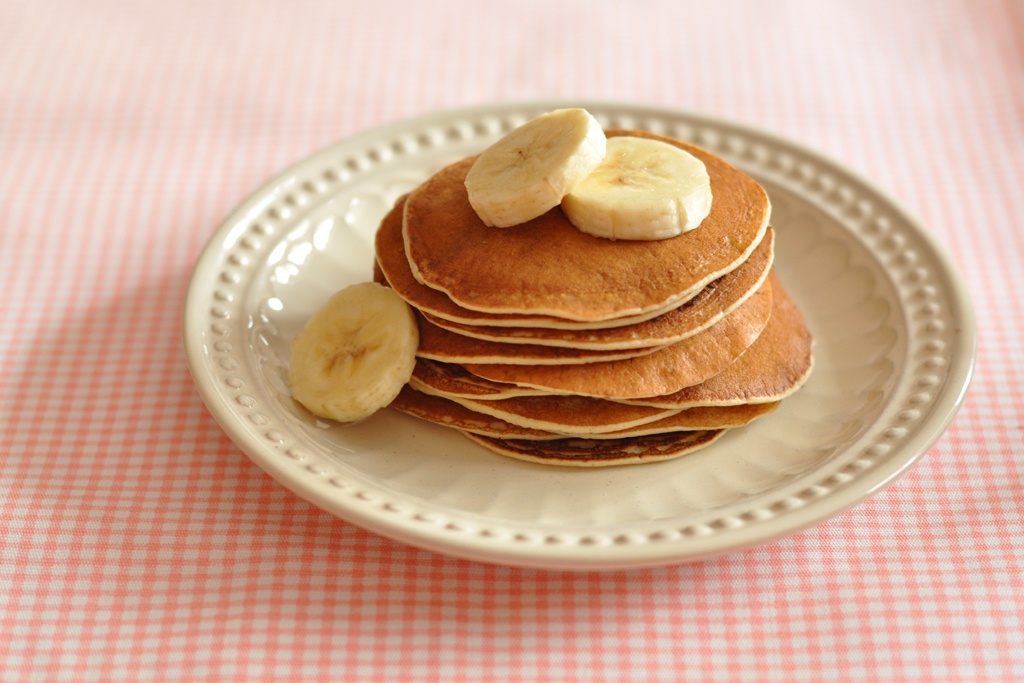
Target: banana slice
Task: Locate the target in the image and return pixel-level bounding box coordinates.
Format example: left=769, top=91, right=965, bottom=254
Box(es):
left=288, top=282, right=419, bottom=423
left=561, top=136, right=713, bottom=241
left=464, top=108, right=606, bottom=227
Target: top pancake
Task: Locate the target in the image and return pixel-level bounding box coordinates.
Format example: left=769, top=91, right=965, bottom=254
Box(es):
left=402, top=129, right=771, bottom=322
left=377, top=196, right=679, bottom=330
left=377, top=195, right=772, bottom=334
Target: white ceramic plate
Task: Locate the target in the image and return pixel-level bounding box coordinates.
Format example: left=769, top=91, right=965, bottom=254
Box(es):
left=183, top=102, right=975, bottom=570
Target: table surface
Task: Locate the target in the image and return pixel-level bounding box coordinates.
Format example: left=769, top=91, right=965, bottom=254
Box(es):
left=2, top=0, right=1022, bottom=680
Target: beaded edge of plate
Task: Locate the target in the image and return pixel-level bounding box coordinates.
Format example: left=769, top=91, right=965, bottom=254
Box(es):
left=197, top=106, right=959, bottom=552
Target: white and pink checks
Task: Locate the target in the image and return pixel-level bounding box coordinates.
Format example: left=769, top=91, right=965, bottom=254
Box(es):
left=2, top=0, right=1021, bottom=680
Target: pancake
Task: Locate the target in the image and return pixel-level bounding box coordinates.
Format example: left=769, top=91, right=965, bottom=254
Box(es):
left=423, top=228, right=775, bottom=349
left=391, top=385, right=555, bottom=439
left=408, top=390, right=680, bottom=436
left=375, top=196, right=681, bottom=330
left=451, top=393, right=778, bottom=435
left=401, top=129, right=770, bottom=321
left=462, top=429, right=727, bottom=467
left=462, top=276, right=773, bottom=398
left=410, top=359, right=548, bottom=399
left=413, top=311, right=668, bottom=365
left=621, top=271, right=814, bottom=407
left=390, top=385, right=778, bottom=440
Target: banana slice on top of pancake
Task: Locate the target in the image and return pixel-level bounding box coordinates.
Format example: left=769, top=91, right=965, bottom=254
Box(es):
left=562, top=135, right=713, bottom=241
left=464, top=105, right=713, bottom=241
left=464, top=108, right=606, bottom=227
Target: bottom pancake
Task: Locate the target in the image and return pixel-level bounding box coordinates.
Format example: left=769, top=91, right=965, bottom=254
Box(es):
left=462, top=429, right=726, bottom=467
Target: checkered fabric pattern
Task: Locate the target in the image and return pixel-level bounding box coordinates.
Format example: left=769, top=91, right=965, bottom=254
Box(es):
left=2, top=0, right=1022, bottom=680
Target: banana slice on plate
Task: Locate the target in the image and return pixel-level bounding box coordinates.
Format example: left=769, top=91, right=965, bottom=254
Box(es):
left=562, top=135, right=713, bottom=241
left=464, top=108, right=606, bottom=227
left=288, top=282, right=419, bottom=423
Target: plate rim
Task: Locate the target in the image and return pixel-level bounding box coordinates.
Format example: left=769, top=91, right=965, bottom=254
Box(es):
left=183, top=100, right=977, bottom=570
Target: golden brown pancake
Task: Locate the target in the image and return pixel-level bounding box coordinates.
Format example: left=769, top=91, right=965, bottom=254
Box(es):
left=462, top=277, right=773, bottom=398
left=410, top=359, right=547, bottom=399
left=401, top=130, right=770, bottom=321
left=413, top=311, right=668, bottom=365
left=621, top=271, right=814, bottom=407
left=390, top=385, right=778, bottom=440
left=376, top=196, right=682, bottom=330
left=423, top=228, right=775, bottom=349
left=391, top=385, right=555, bottom=438
left=406, top=389, right=679, bottom=436
left=462, top=429, right=726, bottom=467
left=451, top=394, right=778, bottom=435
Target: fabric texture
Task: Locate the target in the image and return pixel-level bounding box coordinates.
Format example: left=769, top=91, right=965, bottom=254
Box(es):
left=1, top=0, right=1021, bottom=680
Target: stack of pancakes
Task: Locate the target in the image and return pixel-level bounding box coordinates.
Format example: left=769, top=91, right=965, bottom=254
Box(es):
left=374, top=130, right=813, bottom=467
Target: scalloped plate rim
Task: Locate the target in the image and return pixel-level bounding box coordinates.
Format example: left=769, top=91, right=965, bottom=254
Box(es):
left=183, top=100, right=976, bottom=570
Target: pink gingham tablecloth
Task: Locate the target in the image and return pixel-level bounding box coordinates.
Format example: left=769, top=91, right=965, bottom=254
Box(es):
left=2, top=0, right=1022, bottom=680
